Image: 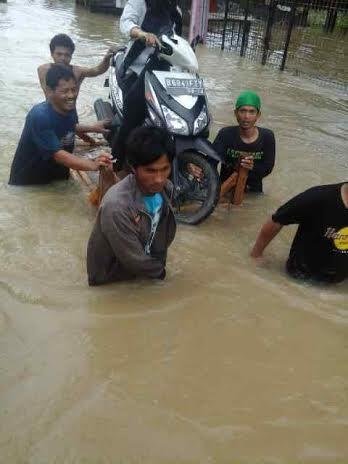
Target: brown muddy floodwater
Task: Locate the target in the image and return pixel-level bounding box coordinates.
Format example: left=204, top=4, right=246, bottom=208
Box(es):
left=0, top=1, right=347, bottom=463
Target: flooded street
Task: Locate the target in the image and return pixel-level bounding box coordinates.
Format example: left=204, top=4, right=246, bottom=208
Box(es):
left=0, top=0, right=347, bottom=462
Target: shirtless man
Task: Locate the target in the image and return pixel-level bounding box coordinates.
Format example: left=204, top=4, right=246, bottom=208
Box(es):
left=38, top=33, right=114, bottom=144
left=38, top=33, right=114, bottom=96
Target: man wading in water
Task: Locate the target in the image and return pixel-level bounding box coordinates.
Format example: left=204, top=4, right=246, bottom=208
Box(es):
left=87, top=127, right=176, bottom=286
left=213, top=91, right=276, bottom=194
left=9, top=65, right=112, bottom=186
left=251, top=182, right=348, bottom=284
left=38, top=33, right=114, bottom=96
left=38, top=33, right=114, bottom=146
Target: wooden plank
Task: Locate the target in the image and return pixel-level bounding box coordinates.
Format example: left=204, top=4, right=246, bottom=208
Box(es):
left=70, top=169, right=96, bottom=191
left=232, top=165, right=248, bottom=205
left=219, top=172, right=238, bottom=200
left=219, top=152, right=250, bottom=206
left=71, top=167, right=118, bottom=208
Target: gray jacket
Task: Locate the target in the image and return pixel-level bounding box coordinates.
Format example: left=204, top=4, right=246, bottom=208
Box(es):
left=87, top=174, right=176, bottom=285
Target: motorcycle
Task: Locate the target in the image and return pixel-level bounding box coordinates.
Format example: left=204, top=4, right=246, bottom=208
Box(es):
left=94, top=33, right=222, bottom=225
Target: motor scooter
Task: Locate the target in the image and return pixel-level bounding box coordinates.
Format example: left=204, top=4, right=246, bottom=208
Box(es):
left=95, top=33, right=222, bottom=225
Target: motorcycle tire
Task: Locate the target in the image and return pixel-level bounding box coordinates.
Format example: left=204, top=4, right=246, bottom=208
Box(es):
left=173, top=151, right=220, bottom=225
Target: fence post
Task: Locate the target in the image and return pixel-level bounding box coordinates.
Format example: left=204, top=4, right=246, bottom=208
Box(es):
left=262, top=0, right=276, bottom=65
left=221, top=0, right=229, bottom=50
left=280, top=0, right=298, bottom=71
left=324, top=0, right=338, bottom=33
left=240, top=0, right=250, bottom=56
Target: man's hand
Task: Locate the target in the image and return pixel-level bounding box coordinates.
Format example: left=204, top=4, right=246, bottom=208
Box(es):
left=91, top=153, right=113, bottom=171
left=240, top=155, right=254, bottom=170
left=250, top=219, right=283, bottom=260
left=138, top=30, right=160, bottom=47
left=187, top=163, right=203, bottom=181
left=105, top=46, right=117, bottom=60
left=144, top=32, right=160, bottom=47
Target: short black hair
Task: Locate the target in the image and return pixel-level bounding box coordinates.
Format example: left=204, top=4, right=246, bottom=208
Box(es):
left=49, top=34, right=75, bottom=54
left=125, top=127, right=173, bottom=168
left=46, top=64, right=76, bottom=90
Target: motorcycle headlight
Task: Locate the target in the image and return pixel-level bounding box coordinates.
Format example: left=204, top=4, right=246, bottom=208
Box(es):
left=161, top=105, right=189, bottom=136
left=193, top=106, right=208, bottom=135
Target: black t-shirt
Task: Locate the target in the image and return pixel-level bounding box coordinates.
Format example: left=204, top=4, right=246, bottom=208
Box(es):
left=272, top=183, right=348, bottom=283
left=9, top=101, right=78, bottom=185
left=213, top=126, right=276, bottom=192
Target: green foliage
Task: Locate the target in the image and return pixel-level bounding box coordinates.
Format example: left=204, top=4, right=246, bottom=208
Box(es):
left=337, top=13, right=348, bottom=29
left=308, top=10, right=348, bottom=30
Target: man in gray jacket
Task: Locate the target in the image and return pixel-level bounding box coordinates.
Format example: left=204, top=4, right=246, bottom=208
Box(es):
left=87, top=127, right=176, bottom=286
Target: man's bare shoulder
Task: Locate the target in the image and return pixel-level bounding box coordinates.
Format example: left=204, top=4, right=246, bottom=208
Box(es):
left=38, top=63, right=51, bottom=73
left=37, top=63, right=51, bottom=77
left=71, top=65, right=85, bottom=81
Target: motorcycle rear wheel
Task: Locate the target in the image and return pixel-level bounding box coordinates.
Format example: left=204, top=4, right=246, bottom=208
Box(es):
left=173, top=151, right=220, bottom=225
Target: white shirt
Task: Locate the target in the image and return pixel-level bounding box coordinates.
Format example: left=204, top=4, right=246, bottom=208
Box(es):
left=120, top=0, right=152, bottom=75
left=119, top=0, right=180, bottom=75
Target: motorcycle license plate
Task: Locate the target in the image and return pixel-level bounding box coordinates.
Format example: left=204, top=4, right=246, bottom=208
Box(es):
left=165, top=77, right=204, bottom=96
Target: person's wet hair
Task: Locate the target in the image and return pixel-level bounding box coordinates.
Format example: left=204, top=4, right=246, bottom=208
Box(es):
left=49, top=33, right=75, bottom=54
left=125, top=127, right=174, bottom=168
left=46, top=64, right=76, bottom=90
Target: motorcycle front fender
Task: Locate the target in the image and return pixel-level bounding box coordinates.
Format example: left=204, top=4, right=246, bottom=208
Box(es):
left=174, top=136, right=223, bottom=163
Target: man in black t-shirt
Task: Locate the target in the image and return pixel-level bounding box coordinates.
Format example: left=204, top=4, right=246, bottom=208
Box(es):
left=213, top=91, right=275, bottom=193
left=251, top=183, right=348, bottom=284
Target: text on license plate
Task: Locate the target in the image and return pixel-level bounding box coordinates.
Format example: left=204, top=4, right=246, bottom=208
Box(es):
left=165, top=78, right=204, bottom=95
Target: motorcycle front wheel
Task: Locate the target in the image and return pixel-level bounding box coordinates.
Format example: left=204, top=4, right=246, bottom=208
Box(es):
left=173, top=151, right=220, bottom=225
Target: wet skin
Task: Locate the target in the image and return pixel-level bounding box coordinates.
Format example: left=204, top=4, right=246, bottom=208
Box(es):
left=51, top=46, right=73, bottom=66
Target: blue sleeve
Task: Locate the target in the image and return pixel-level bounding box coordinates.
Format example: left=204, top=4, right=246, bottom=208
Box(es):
left=29, top=111, right=62, bottom=161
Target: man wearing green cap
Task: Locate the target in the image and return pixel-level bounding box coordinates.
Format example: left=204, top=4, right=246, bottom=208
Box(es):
left=213, top=91, right=275, bottom=193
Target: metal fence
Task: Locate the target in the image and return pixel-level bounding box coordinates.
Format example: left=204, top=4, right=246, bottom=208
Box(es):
left=206, top=0, right=348, bottom=88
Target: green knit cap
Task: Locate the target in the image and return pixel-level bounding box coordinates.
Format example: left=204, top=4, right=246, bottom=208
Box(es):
left=235, top=91, right=261, bottom=111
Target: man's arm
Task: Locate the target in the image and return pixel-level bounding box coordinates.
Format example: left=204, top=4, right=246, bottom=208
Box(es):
left=251, top=186, right=324, bottom=258
left=76, top=47, right=114, bottom=80
left=120, top=0, right=145, bottom=37
left=101, top=205, right=165, bottom=279
left=53, top=150, right=111, bottom=171
left=250, top=130, right=276, bottom=180
left=76, top=120, right=110, bottom=136
left=250, top=219, right=283, bottom=258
